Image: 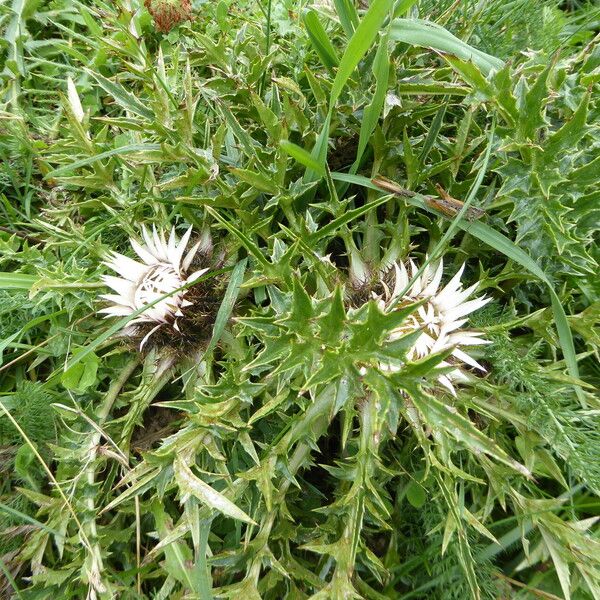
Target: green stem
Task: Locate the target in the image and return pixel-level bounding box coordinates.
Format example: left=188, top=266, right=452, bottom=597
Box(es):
left=119, top=358, right=175, bottom=453
left=83, top=357, right=140, bottom=597
left=331, top=393, right=378, bottom=587
left=258, top=0, right=272, bottom=95
left=196, top=519, right=213, bottom=600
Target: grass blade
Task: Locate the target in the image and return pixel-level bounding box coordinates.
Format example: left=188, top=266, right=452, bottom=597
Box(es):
left=204, top=258, right=247, bottom=357
left=333, top=0, right=358, bottom=37
left=330, top=0, right=393, bottom=107
left=0, top=501, right=65, bottom=538
left=280, top=140, right=326, bottom=176
left=306, top=0, right=393, bottom=180
left=304, top=10, right=340, bottom=68
left=351, top=30, right=389, bottom=173
left=459, top=219, right=585, bottom=406
left=390, top=19, right=504, bottom=75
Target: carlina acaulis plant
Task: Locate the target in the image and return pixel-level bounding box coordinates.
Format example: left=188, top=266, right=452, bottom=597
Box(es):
left=351, top=257, right=491, bottom=395
left=3, top=1, right=600, bottom=598
left=100, top=225, right=223, bottom=354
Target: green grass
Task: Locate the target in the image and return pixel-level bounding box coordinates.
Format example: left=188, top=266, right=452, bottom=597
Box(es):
left=1, top=0, right=599, bottom=598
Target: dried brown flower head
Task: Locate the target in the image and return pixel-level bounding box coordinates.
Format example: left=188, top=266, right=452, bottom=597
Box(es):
left=144, top=0, right=192, bottom=33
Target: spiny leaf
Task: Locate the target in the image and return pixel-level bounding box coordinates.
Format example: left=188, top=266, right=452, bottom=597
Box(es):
left=86, top=69, right=155, bottom=120
left=174, top=458, right=255, bottom=525
left=409, top=390, right=531, bottom=477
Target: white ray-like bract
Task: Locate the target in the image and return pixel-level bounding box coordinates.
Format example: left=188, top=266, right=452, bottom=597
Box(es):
left=100, top=226, right=209, bottom=349
left=375, top=258, right=491, bottom=395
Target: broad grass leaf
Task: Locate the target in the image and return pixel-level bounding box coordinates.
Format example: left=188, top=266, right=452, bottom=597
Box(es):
left=330, top=172, right=381, bottom=190
left=306, top=113, right=332, bottom=182
left=393, top=0, right=419, bottom=17
left=333, top=0, right=358, bottom=38
left=204, top=258, right=247, bottom=358
left=304, top=10, right=340, bottom=68
left=351, top=31, right=389, bottom=173
left=280, top=140, right=325, bottom=176
left=306, top=0, right=393, bottom=180
left=418, top=99, right=447, bottom=165
left=390, top=19, right=504, bottom=75
left=330, top=0, right=393, bottom=107
left=459, top=220, right=585, bottom=406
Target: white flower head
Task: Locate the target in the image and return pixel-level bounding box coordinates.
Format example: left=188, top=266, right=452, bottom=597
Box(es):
left=100, top=226, right=210, bottom=350
left=375, top=258, right=492, bottom=395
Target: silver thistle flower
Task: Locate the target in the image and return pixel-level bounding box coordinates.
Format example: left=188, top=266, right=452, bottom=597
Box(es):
left=100, top=226, right=210, bottom=349
left=376, top=258, right=491, bottom=395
